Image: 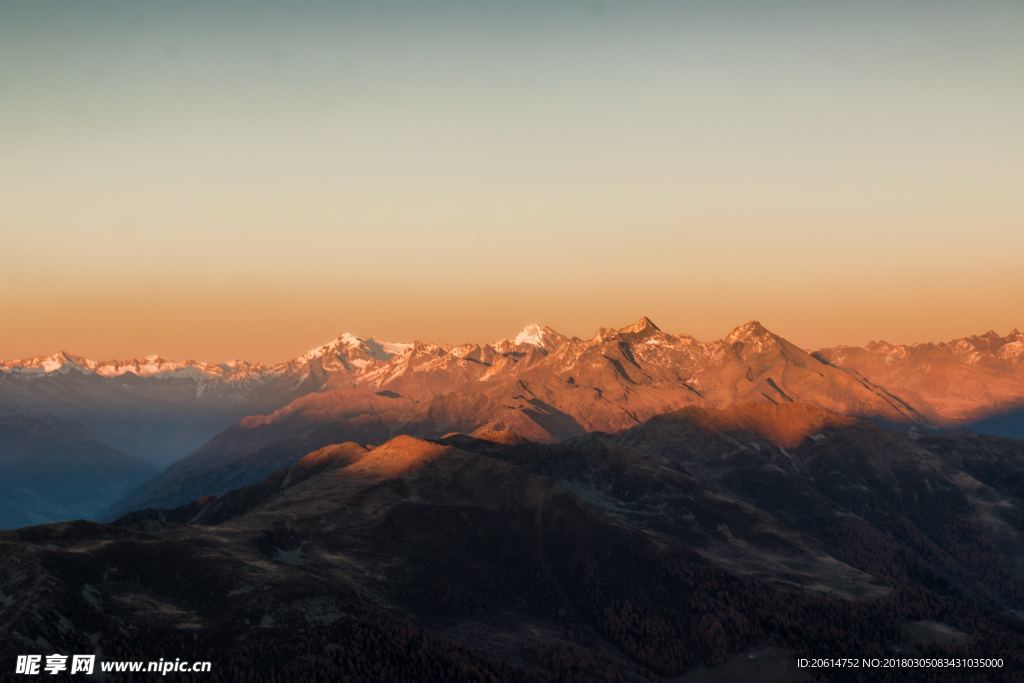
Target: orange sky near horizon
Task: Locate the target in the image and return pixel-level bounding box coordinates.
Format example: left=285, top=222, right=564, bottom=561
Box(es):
left=5, top=273, right=1022, bottom=364
left=2, top=2, right=1022, bottom=363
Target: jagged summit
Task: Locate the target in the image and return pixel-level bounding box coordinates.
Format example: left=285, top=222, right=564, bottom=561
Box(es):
left=595, top=316, right=662, bottom=342
left=620, top=316, right=661, bottom=335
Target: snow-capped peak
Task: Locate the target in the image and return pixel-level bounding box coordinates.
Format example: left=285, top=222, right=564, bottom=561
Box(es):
left=298, top=333, right=361, bottom=362
left=362, top=338, right=414, bottom=360
left=514, top=324, right=548, bottom=347
left=510, top=324, right=565, bottom=350
left=338, top=332, right=362, bottom=347
left=298, top=333, right=412, bottom=366
left=0, top=351, right=89, bottom=376
left=0, top=351, right=268, bottom=381
left=726, top=320, right=773, bottom=343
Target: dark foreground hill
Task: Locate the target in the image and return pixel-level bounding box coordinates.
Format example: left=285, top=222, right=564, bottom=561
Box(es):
left=2, top=405, right=1024, bottom=681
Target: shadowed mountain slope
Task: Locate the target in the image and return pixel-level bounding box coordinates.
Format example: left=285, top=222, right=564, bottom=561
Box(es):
left=5, top=406, right=1024, bottom=680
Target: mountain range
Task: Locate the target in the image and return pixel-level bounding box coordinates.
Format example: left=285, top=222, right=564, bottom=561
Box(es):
left=3, top=320, right=1024, bottom=680
left=2, top=319, right=1022, bottom=527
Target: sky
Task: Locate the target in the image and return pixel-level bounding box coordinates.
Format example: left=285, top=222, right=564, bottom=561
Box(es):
left=2, top=1, right=1022, bottom=362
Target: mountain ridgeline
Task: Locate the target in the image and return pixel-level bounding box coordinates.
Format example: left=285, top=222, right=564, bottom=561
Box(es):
left=1, top=319, right=1022, bottom=526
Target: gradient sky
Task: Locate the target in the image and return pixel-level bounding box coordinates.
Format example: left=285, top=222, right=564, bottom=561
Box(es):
left=2, top=1, right=1022, bottom=362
